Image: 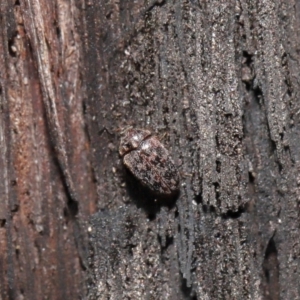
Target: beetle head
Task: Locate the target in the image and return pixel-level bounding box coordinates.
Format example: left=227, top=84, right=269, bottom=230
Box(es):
left=119, top=127, right=152, bottom=156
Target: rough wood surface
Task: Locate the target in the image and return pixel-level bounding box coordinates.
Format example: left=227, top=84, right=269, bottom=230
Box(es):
left=0, top=0, right=300, bottom=299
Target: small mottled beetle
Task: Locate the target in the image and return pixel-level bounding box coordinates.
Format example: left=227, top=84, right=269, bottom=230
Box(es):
left=119, top=128, right=180, bottom=196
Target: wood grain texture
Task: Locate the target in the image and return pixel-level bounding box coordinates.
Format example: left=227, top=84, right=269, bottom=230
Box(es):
left=0, top=0, right=300, bottom=299
left=0, top=0, right=96, bottom=298
left=86, top=0, right=300, bottom=299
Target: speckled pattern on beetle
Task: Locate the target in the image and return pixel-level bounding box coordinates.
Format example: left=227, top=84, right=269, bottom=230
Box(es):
left=119, top=128, right=180, bottom=195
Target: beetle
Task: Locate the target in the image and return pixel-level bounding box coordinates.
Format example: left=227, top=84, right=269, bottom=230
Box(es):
left=119, top=128, right=180, bottom=196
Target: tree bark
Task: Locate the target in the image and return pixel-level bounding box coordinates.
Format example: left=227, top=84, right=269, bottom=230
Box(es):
left=1, top=0, right=300, bottom=299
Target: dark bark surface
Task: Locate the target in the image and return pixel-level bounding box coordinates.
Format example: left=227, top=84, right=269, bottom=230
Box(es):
left=0, top=0, right=300, bottom=299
